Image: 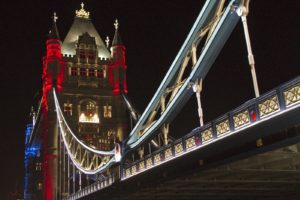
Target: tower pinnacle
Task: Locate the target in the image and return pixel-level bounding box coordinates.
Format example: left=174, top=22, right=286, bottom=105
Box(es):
left=48, top=12, right=60, bottom=40
left=114, top=19, right=119, bottom=30
left=105, top=36, right=110, bottom=47
left=112, top=19, right=122, bottom=45
left=53, top=12, right=58, bottom=23
left=76, top=2, right=90, bottom=19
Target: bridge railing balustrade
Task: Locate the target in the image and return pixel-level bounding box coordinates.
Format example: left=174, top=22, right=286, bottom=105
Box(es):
left=64, top=175, right=115, bottom=200
left=121, top=76, right=300, bottom=180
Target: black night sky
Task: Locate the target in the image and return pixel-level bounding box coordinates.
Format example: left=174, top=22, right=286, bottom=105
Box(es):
left=1, top=0, right=300, bottom=197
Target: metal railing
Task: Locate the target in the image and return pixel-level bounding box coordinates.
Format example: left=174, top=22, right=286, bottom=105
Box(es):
left=64, top=175, right=115, bottom=200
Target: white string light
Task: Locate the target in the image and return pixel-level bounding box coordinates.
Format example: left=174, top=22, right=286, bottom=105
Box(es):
left=53, top=89, right=117, bottom=174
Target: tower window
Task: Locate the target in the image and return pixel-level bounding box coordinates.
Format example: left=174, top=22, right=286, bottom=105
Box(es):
left=96, top=69, right=104, bottom=78
left=103, top=105, right=112, bottom=118
left=37, top=182, right=43, bottom=190
left=80, top=68, right=87, bottom=76
left=88, top=69, right=95, bottom=77
left=64, top=103, right=72, bottom=116
left=88, top=44, right=95, bottom=49
left=79, top=44, right=86, bottom=49
left=88, top=54, right=95, bottom=59
left=35, top=162, right=42, bottom=171
left=71, top=67, right=77, bottom=76
left=80, top=54, right=86, bottom=59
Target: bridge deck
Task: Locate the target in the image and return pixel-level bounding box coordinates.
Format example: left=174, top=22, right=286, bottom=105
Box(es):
left=80, top=125, right=300, bottom=200
left=69, top=76, right=300, bottom=200
left=125, top=147, right=300, bottom=200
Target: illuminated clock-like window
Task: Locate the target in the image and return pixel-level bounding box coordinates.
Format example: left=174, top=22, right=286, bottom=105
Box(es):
left=64, top=103, right=72, bottom=116
left=103, top=105, right=112, bottom=118
left=79, top=101, right=99, bottom=123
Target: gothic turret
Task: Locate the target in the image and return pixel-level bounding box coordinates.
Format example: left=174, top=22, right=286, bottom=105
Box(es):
left=109, top=19, right=128, bottom=94
left=41, top=13, right=64, bottom=200
left=25, top=4, right=131, bottom=200
left=42, top=12, right=64, bottom=109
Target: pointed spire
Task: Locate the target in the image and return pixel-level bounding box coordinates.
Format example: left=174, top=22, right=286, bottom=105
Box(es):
left=48, top=12, right=60, bottom=40
left=112, top=19, right=123, bottom=45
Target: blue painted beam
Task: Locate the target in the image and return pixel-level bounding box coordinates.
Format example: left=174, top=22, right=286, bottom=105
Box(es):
left=126, top=0, right=221, bottom=145
left=126, top=0, right=242, bottom=150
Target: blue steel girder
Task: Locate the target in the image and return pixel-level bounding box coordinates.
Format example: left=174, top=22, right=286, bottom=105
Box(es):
left=126, top=0, right=242, bottom=150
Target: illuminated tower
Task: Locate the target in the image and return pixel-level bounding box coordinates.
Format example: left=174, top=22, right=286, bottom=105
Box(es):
left=109, top=19, right=128, bottom=94
left=25, top=3, right=130, bottom=199
left=60, top=3, right=128, bottom=150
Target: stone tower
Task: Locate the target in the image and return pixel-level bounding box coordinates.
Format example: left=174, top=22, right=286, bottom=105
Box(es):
left=26, top=3, right=129, bottom=200
left=59, top=3, right=128, bottom=151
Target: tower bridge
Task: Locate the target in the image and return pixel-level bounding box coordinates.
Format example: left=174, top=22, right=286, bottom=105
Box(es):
left=24, top=1, right=300, bottom=200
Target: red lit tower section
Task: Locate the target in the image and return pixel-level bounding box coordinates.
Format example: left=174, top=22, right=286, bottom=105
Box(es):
left=42, top=16, right=64, bottom=109
left=109, top=20, right=128, bottom=95
left=41, top=13, right=64, bottom=200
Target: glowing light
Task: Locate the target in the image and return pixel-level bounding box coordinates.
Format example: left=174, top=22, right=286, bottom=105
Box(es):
left=251, top=111, right=257, bottom=121
left=79, top=113, right=100, bottom=123
left=114, top=144, right=121, bottom=162
left=42, top=36, right=64, bottom=110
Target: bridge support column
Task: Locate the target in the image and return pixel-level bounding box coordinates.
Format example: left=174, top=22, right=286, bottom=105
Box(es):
left=237, top=1, right=260, bottom=97
left=148, top=143, right=152, bottom=154
left=193, top=79, right=204, bottom=127
left=162, top=124, right=169, bottom=145
left=58, top=136, right=62, bottom=200
left=42, top=92, right=59, bottom=200
left=79, top=171, right=82, bottom=190
left=72, top=165, right=75, bottom=194
left=138, top=147, right=144, bottom=159
left=67, top=157, right=70, bottom=195
left=86, top=174, right=89, bottom=187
